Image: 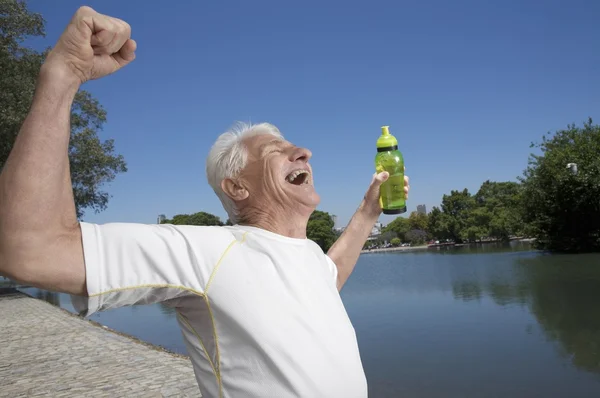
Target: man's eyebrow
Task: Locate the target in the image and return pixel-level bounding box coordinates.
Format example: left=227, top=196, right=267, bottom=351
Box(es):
left=259, top=139, right=285, bottom=154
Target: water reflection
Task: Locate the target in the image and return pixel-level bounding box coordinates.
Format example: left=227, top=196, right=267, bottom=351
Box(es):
left=520, top=254, right=600, bottom=375
left=450, top=251, right=600, bottom=375
left=452, top=281, right=483, bottom=302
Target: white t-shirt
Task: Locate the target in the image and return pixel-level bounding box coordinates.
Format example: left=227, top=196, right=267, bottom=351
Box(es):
left=72, top=222, right=368, bottom=398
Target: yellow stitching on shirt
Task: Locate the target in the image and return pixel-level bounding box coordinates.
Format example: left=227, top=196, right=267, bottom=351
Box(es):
left=204, top=232, right=248, bottom=294
left=177, top=312, right=219, bottom=384
left=205, top=295, right=223, bottom=398
left=88, top=232, right=248, bottom=398
left=204, top=232, right=247, bottom=398
left=88, top=284, right=205, bottom=298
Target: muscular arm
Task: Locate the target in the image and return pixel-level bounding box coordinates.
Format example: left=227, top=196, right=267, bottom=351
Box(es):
left=0, top=66, right=86, bottom=294
left=0, top=7, right=135, bottom=295
left=327, top=202, right=379, bottom=291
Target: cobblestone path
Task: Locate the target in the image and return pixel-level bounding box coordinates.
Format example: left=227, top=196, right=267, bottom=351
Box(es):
left=0, top=291, right=201, bottom=397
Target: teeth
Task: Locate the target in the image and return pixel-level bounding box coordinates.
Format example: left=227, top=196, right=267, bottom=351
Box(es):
left=286, top=169, right=310, bottom=183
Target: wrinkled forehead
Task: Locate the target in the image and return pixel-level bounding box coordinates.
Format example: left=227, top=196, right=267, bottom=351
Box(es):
left=244, top=134, right=290, bottom=159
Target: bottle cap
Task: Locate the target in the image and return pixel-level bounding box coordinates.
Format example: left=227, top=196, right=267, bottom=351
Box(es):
left=376, top=125, right=398, bottom=149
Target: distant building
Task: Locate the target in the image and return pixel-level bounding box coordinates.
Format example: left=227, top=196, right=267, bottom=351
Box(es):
left=334, top=226, right=346, bottom=234
left=331, top=214, right=338, bottom=228
left=157, top=214, right=166, bottom=224
left=417, top=204, right=427, bottom=215
left=366, top=221, right=382, bottom=241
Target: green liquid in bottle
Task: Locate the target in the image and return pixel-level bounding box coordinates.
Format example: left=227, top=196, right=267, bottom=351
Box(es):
left=375, top=126, right=406, bottom=215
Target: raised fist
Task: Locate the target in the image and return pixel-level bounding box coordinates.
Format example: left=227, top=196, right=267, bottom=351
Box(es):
left=45, top=6, right=136, bottom=85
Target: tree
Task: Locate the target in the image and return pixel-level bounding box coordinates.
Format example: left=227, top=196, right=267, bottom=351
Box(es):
left=307, top=210, right=336, bottom=252
left=520, top=119, right=600, bottom=252
left=382, top=216, right=410, bottom=241
left=428, top=206, right=450, bottom=241
left=408, top=211, right=429, bottom=232
left=440, top=189, right=475, bottom=243
left=1, top=0, right=126, bottom=218
left=161, top=211, right=224, bottom=226
left=405, top=229, right=427, bottom=245
left=390, top=237, right=401, bottom=246
left=474, top=181, right=524, bottom=241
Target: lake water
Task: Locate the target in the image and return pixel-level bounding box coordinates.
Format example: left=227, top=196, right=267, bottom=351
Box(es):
left=17, top=242, right=600, bottom=397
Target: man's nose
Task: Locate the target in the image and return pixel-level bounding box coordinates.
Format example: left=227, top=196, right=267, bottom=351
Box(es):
left=289, top=147, right=312, bottom=163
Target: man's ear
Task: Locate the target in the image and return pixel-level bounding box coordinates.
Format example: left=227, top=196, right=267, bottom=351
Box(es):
left=221, top=178, right=249, bottom=202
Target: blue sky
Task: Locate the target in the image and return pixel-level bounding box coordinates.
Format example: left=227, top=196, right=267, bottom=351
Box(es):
left=26, top=0, right=600, bottom=227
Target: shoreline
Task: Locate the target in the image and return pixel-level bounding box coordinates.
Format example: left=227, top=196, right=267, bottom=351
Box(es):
left=360, top=238, right=536, bottom=254
left=361, top=245, right=429, bottom=254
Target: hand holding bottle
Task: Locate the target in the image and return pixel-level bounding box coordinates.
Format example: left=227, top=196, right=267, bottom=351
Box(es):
left=375, top=126, right=407, bottom=214
left=361, top=170, right=409, bottom=218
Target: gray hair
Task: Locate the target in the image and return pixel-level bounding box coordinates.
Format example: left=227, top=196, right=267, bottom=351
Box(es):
left=206, top=122, right=283, bottom=224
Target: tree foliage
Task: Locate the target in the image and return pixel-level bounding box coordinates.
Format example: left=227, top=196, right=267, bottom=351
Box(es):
left=440, top=188, right=476, bottom=243
left=421, top=182, right=525, bottom=244
left=1, top=0, right=127, bottom=218
left=405, top=229, right=427, bottom=245
left=161, top=211, right=224, bottom=226
left=307, top=210, right=336, bottom=252
left=382, top=216, right=410, bottom=241
left=520, top=119, right=600, bottom=252
left=408, top=211, right=429, bottom=232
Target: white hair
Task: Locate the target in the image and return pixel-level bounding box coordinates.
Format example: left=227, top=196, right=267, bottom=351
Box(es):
left=206, top=122, right=283, bottom=224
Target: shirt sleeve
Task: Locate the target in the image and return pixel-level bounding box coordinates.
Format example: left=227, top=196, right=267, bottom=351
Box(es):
left=325, top=254, right=339, bottom=286
left=71, top=222, right=237, bottom=317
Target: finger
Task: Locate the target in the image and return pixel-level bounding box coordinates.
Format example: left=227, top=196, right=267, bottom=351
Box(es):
left=364, top=172, right=388, bottom=202
left=91, top=30, right=116, bottom=53
left=112, top=39, right=137, bottom=67
left=71, top=6, right=97, bottom=25
left=109, top=19, right=132, bottom=54
left=373, top=171, right=389, bottom=185
left=88, top=16, right=131, bottom=55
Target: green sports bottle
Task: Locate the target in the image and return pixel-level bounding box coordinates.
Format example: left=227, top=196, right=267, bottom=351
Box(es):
left=375, top=125, right=407, bottom=214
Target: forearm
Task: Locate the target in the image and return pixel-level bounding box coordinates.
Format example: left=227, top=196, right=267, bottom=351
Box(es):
left=0, top=64, right=80, bottom=274
left=327, top=201, right=379, bottom=290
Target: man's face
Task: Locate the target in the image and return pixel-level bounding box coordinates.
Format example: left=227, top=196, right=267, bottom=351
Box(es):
left=237, top=134, right=320, bottom=214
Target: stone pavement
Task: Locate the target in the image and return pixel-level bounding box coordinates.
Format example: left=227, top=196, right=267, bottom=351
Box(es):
left=0, top=291, right=201, bottom=397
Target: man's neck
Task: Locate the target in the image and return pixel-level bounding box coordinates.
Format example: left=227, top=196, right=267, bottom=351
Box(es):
left=239, top=208, right=310, bottom=239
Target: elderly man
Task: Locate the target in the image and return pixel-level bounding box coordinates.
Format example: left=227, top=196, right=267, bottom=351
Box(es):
left=0, top=7, right=409, bottom=398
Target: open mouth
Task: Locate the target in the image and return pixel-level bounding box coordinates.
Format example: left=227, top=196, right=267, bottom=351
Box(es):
left=285, top=169, right=311, bottom=186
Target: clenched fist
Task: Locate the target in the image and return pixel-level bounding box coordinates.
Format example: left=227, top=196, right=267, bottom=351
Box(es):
left=44, top=6, right=136, bottom=85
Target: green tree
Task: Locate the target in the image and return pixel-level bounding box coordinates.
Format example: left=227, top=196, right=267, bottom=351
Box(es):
left=1, top=0, right=127, bottom=218
left=408, top=211, right=429, bottom=232
left=474, top=180, right=524, bottom=241
left=382, top=216, right=410, bottom=241
left=427, top=206, right=449, bottom=241
left=405, top=229, right=427, bottom=245
left=161, top=211, right=224, bottom=226
left=307, top=210, right=336, bottom=252
left=390, top=237, right=401, bottom=246
left=520, top=119, right=600, bottom=252
left=440, top=189, right=475, bottom=243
